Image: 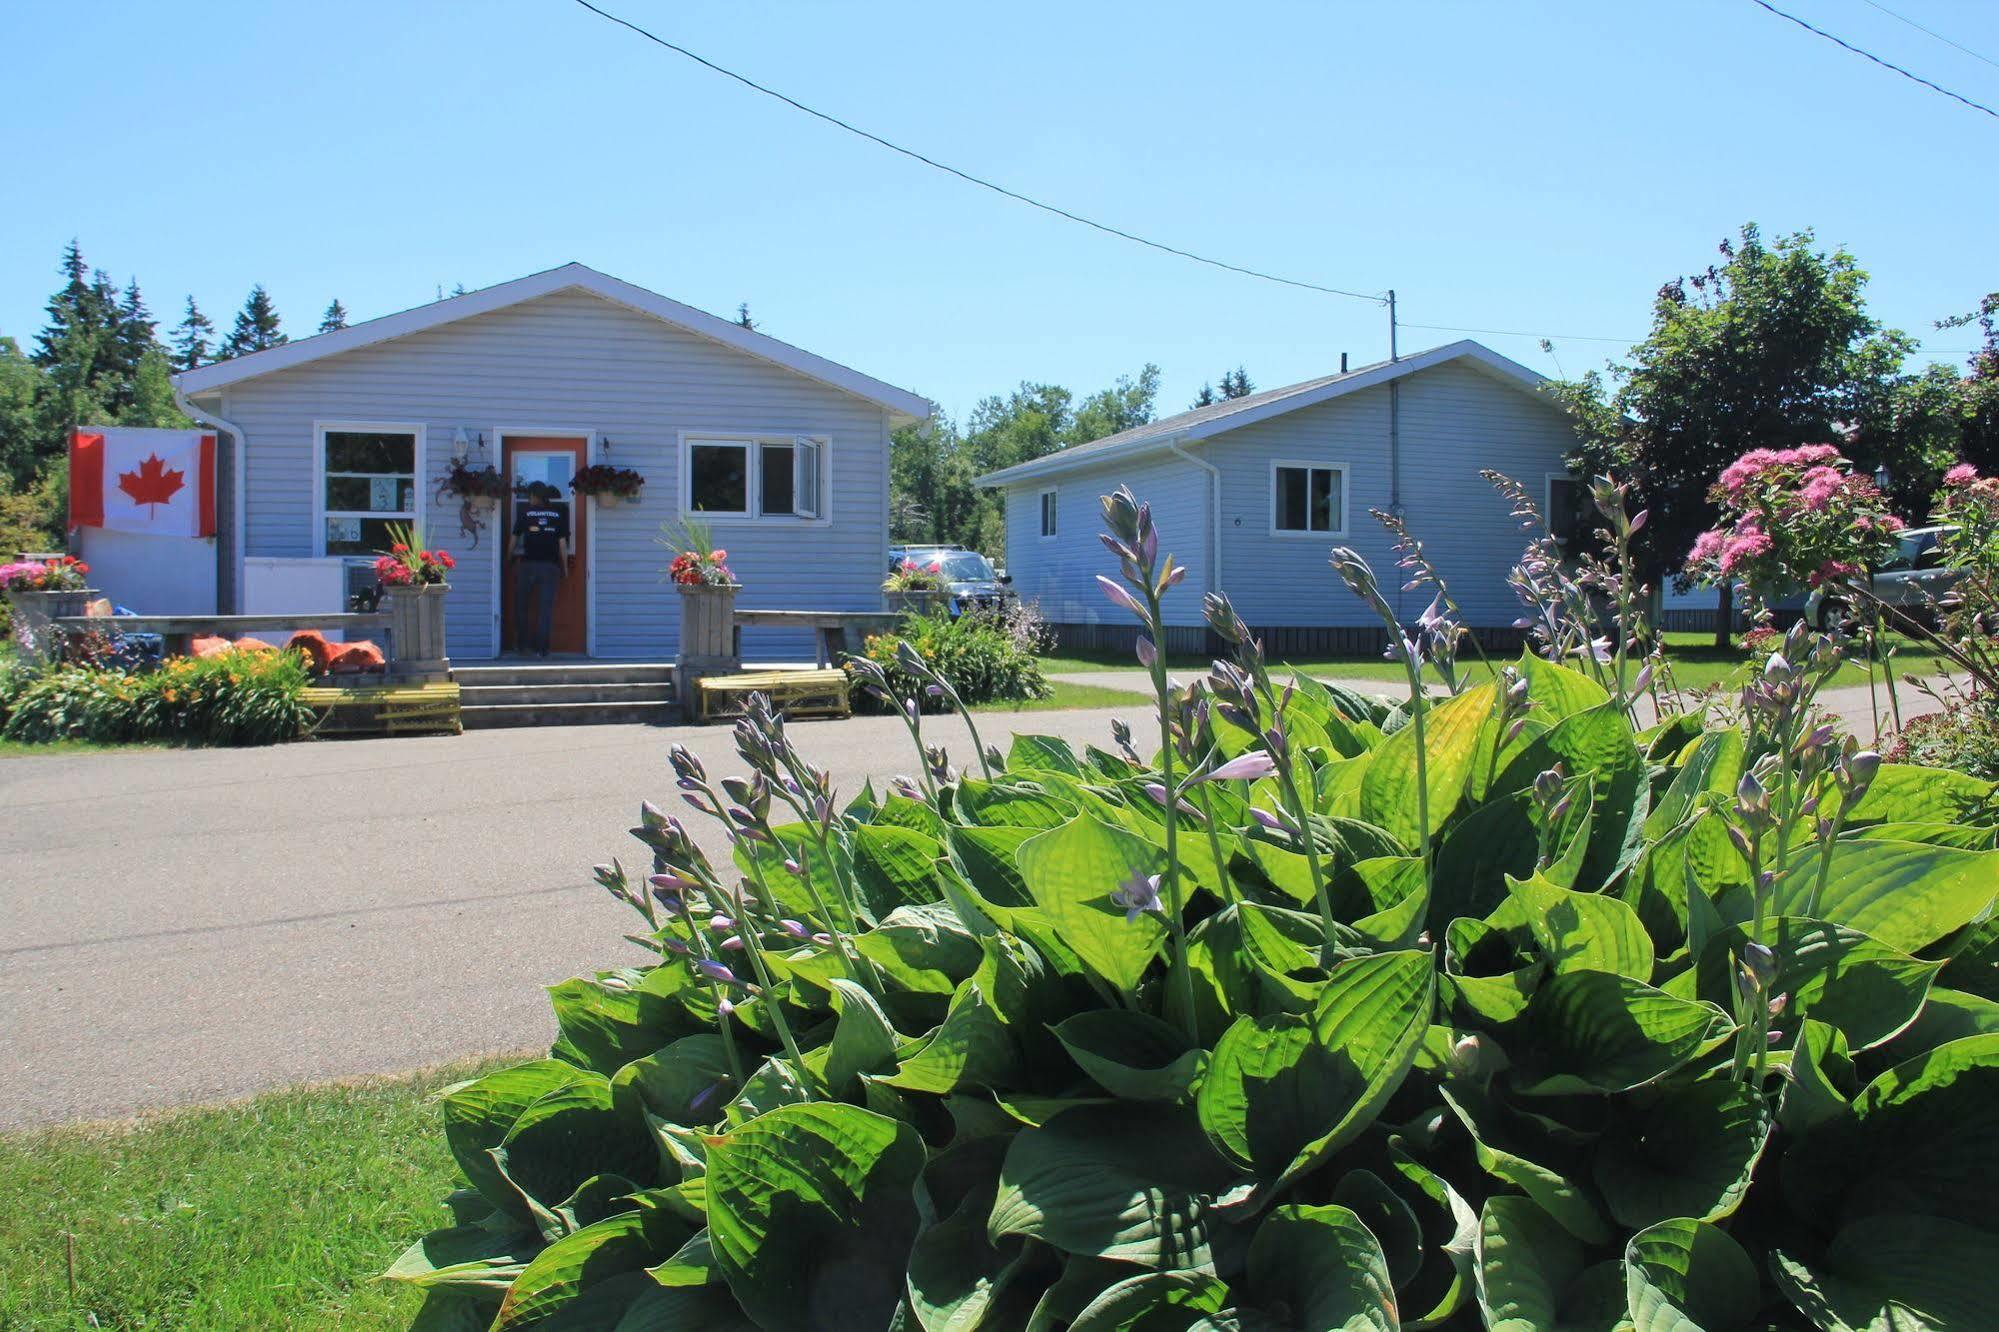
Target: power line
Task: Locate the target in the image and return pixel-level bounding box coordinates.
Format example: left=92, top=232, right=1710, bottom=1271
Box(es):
left=1399, top=320, right=1641, bottom=344
left=1745, top=0, right=1999, bottom=120
left=1858, top=0, right=1999, bottom=73
left=569, top=0, right=1387, bottom=304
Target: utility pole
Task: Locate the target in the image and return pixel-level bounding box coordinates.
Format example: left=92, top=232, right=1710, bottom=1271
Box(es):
left=1387, top=288, right=1398, bottom=362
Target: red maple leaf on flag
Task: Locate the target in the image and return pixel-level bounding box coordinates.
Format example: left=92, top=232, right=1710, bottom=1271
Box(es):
left=118, top=453, right=186, bottom=512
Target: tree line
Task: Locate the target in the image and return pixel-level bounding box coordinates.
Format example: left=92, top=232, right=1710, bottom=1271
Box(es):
left=0, top=242, right=355, bottom=554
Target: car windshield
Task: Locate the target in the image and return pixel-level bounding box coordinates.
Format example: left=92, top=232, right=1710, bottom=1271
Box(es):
left=934, top=551, right=995, bottom=581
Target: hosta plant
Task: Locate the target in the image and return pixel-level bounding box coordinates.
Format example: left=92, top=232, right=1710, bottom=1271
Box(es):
left=389, top=486, right=1999, bottom=1331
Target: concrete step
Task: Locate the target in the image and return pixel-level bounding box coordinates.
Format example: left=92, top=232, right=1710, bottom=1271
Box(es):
left=454, top=661, right=675, bottom=688
left=462, top=699, right=681, bottom=729
left=459, top=681, right=672, bottom=708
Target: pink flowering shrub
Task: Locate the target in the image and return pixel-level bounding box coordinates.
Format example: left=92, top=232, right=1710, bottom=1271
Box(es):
left=1686, top=444, right=1904, bottom=616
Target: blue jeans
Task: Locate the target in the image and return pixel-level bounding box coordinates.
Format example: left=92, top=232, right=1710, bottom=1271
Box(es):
left=515, top=560, right=561, bottom=654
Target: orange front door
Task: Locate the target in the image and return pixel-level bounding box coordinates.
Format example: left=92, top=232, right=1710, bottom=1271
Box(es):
left=501, top=437, right=588, bottom=655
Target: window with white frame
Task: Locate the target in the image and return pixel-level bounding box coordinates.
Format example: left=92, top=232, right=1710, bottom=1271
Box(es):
left=1271, top=462, right=1344, bottom=535
left=1547, top=474, right=1581, bottom=544
left=684, top=434, right=826, bottom=519
left=321, top=428, right=418, bottom=555
left=1039, top=488, right=1058, bottom=538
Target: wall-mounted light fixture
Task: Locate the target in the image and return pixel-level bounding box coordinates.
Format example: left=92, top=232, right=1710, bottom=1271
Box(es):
left=452, top=428, right=471, bottom=460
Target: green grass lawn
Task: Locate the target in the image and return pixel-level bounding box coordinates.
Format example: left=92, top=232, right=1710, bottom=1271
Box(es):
left=975, top=679, right=1150, bottom=713
left=0, top=738, right=162, bottom=759
left=1039, top=631, right=1952, bottom=698
left=0, top=1054, right=525, bottom=1331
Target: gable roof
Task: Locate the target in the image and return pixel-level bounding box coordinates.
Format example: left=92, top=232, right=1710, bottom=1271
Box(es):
left=977, top=340, right=1555, bottom=486
left=175, top=262, right=932, bottom=423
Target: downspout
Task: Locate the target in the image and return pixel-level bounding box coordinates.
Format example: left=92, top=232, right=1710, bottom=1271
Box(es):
left=174, top=386, right=247, bottom=613
left=1166, top=436, right=1222, bottom=648
left=1386, top=291, right=1404, bottom=619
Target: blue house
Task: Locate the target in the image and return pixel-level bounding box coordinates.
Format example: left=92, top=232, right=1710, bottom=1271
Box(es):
left=978, top=340, right=1583, bottom=653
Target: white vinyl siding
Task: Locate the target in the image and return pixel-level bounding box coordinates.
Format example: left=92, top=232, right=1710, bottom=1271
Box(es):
left=214, top=289, right=893, bottom=659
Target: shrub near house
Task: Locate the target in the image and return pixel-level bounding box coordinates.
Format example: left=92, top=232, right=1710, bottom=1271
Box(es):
left=388, top=482, right=1999, bottom=1331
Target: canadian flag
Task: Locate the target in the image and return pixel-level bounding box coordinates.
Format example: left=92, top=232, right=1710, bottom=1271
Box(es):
left=70, top=427, right=216, bottom=538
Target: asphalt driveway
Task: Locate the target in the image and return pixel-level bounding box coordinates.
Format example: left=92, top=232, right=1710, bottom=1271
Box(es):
left=0, top=706, right=1139, bottom=1129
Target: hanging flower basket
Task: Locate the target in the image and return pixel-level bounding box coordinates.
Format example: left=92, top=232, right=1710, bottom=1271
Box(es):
left=572, top=464, right=646, bottom=503
left=440, top=458, right=510, bottom=505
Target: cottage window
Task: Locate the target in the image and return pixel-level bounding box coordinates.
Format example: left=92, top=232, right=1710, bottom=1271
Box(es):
left=1271, top=462, right=1344, bottom=535
left=1039, top=489, right=1058, bottom=538
left=684, top=434, right=826, bottom=520
left=1547, top=475, right=1581, bottom=544
left=320, top=427, right=419, bottom=556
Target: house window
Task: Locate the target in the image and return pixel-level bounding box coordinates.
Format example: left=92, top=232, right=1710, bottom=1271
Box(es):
left=1547, top=475, right=1581, bottom=544
left=1271, top=463, right=1344, bottom=535
left=321, top=427, right=418, bottom=555
left=1039, top=489, right=1058, bottom=538
left=684, top=434, right=826, bottom=519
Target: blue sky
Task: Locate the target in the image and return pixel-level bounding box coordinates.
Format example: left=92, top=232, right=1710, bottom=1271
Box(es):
left=4, top=0, right=1995, bottom=423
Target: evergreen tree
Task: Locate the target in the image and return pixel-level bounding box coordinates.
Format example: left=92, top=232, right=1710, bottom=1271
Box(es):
left=171, top=296, right=215, bottom=370
left=32, top=242, right=114, bottom=369
left=1191, top=383, right=1217, bottom=409
left=1219, top=366, right=1255, bottom=399
left=109, top=279, right=157, bottom=408
left=221, top=284, right=287, bottom=358
left=736, top=303, right=758, bottom=331
left=319, top=299, right=349, bottom=333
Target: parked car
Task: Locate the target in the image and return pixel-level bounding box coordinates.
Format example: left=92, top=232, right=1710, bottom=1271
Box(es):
left=1804, top=525, right=1962, bottom=629
left=888, top=545, right=1016, bottom=617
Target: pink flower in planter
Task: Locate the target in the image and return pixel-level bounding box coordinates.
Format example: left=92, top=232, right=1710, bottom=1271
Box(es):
left=1718, top=530, right=1772, bottom=575
left=1945, top=463, right=1979, bottom=488
left=1798, top=465, right=1843, bottom=510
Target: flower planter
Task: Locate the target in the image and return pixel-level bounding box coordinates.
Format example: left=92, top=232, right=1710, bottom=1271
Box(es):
left=886, top=590, right=947, bottom=617
left=675, top=582, right=740, bottom=721
left=6, top=587, right=95, bottom=659
left=384, top=583, right=451, bottom=682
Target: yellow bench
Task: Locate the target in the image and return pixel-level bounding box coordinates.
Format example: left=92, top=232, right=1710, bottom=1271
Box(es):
left=696, top=668, right=850, bottom=722
left=302, top=682, right=462, bottom=736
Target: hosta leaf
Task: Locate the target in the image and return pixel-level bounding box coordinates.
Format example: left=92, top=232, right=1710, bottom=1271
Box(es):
left=1769, top=841, right=1999, bottom=953
left=1623, top=1218, right=1758, bottom=1332
left=1386, top=1147, right=1481, bottom=1329
left=1676, top=917, right=1943, bottom=1050
left=876, top=981, right=1017, bottom=1094
left=611, top=1035, right=735, bottom=1130
left=407, top=1290, right=496, bottom=1332
left=1784, top=1033, right=1999, bottom=1233
left=1507, top=872, right=1655, bottom=980
left=705, top=1103, right=925, bottom=1332
left=1514, top=970, right=1729, bottom=1096
left=494, top=1205, right=692, bottom=1330
left=1433, top=788, right=1544, bottom=921
left=958, top=778, right=1079, bottom=829
left=384, top=1223, right=541, bottom=1293
left=872, top=792, right=948, bottom=837
left=1349, top=856, right=1430, bottom=949
left=1496, top=702, right=1650, bottom=889
left=905, top=1143, right=1029, bottom=1332
left=495, top=1080, right=655, bottom=1228
left=1942, top=918, right=1999, bottom=1000
left=1053, top=1009, right=1206, bottom=1102
left=1443, top=1083, right=1609, bottom=1244
left=1011, top=733, right=1084, bottom=775
left=948, top=825, right=1037, bottom=907
left=1016, top=814, right=1169, bottom=995
left=646, top=1227, right=719, bottom=1287
left=1330, top=1171, right=1423, bottom=1290
left=822, top=977, right=900, bottom=1093
left=1643, top=730, right=1743, bottom=838
left=856, top=903, right=984, bottom=995
left=1842, top=763, right=1997, bottom=827
left=1181, top=902, right=1327, bottom=1044
left=1360, top=680, right=1497, bottom=849
left=1475, top=1196, right=1624, bottom=1332
left=1845, top=821, right=1997, bottom=850
left=1879, top=988, right=1999, bottom=1063
left=1594, top=1081, right=1770, bottom=1230
left=1772, top=1213, right=1999, bottom=1332
left=1197, top=951, right=1431, bottom=1185
left=442, top=1060, right=595, bottom=1214
left=1066, top=1269, right=1232, bottom=1331
left=1245, top=1204, right=1398, bottom=1331
left=988, top=1103, right=1229, bottom=1268
left=851, top=823, right=946, bottom=915
left=1441, top=916, right=1544, bottom=1029
left=1780, top=1019, right=1854, bottom=1136
left=1625, top=811, right=1745, bottom=953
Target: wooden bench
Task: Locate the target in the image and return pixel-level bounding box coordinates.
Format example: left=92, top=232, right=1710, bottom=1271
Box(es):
left=731, top=609, right=903, bottom=668
left=302, top=682, right=461, bottom=737
left=55, top=612, right=392, bottom=660
left=696, top=668, right=851, bottom=722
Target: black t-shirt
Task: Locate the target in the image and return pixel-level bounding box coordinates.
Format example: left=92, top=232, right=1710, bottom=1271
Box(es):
left=513, top=502, right=570, bottom=563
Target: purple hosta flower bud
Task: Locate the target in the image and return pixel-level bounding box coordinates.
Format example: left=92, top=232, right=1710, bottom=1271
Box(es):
left=695, top=959, right=739, bottom=986
left=812, top=932, right=833, bottom=946
left=779, top=919, right=810, bottom=940
left=1504, top=717, right=1530, bottom=744
left=781, top=857, right=805, bottom=879
left=1726, top=822, right=1753, bottom=860
left=715, top=998, right=736, bottom=1020
left=1143, top=782, right=1171, bottom=808
left=1740, top=941, right=1779, bottom=995
left=668, top=744, right=707, bottom=782
left=1532, top=764, right=1566, bottom=810
left=1100, top=532, right=1136, bottom=562
left=1546, top=795, right=1573, bottom=826
left=1201, top=751, right=1280, bottom=783
left=720, top=935, right=745, bottom=951
left=1768, top=994, right=1789, bottom=1019
left=721, top=775, right=754, bottom=807
left=894, top=639, right=928, bottom=676
left=985, top=744, right=1005, bottom=772
left=1204, top=592, right=1247, bottom=644
left=1502, top=667, right=1529, bottom=711
left=651, top=892, right=683, bottom=915
left=1632, top=662, right=1656, bottom=694
left=681, top=793, right=709, bottom=812
left=1764, top=652, right=1793, bottom=683
left=1162, top=562, right=1187, bottom=587
left=925, top=683, right=945, bottom=698
left=1329, top=547, right=1378, bottom=600
left=1449, top=1033, right=1483, bottom=1077
left=1804, top=722, right=1836, bottom=751
left=1135, top=635, right=1157, bottom=669
left=1628, top=508, right=1649, bottom=533
left=890, top=775, right=922, bottom=800
left=660, top=937, right=691, bottom=956
left=1251, top=806, right=1298, bottom=836
left=709, top=913, right=735, bottom=932
left=1111, top=868, right=1165, bottom=923
left=1097, top=574, right=1148, bottom=620
left=1101, top=487, right=1142, bottom=541
left=1799, top=794, right=1821, bottom=817
left=904, top=697, right=921, bottom=722
left=1735, top=771, right=1771, bottom=827
left=1844, top=750, right=1882, bottom=801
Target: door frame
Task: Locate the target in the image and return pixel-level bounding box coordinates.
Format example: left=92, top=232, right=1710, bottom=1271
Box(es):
left=490, top=426, right=598, bottom=658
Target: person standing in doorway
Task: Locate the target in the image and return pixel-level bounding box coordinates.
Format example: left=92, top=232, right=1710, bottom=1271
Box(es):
left=512, top=481, right=570, bottom=657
